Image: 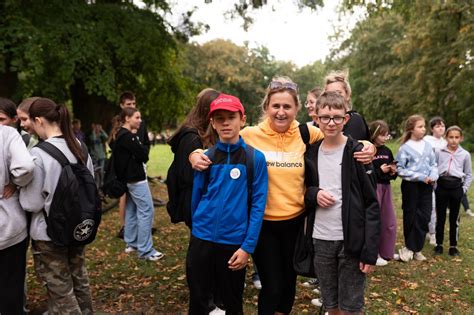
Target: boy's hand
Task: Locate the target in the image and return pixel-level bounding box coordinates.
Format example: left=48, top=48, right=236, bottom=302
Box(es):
left=424, top=177, right=434, bottom=185
left=353, top=142, right=375, bottom=164
left=359, top=262, right=375, bottom=274
left=317, top=190, right=336, bottom=208
left=228, top=248, right=249, bottom=271
left=190, top=152, right=212, bottom=171
left=2, top=183, right=16, bottom=199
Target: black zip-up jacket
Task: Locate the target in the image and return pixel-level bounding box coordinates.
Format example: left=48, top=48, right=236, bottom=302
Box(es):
left=113, top=127, right=149, bottom=183
left=304, top=137, right=380, bottom=265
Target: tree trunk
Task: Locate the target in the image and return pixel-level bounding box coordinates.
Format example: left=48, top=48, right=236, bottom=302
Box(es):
left=70, top=81, right=117, bottom=135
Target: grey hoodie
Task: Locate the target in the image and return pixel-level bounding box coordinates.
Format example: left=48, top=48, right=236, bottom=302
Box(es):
left=20, top=137, right=94, bottom=241
left=436, top=145, right=472, bottom=193
left=0, top=126, right=35, bottom=250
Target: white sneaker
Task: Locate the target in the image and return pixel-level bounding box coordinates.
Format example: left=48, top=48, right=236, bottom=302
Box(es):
left=302, top=278, right=319, bottom=287
left=312, top=287, right=320, bottom=294
left=311, top=298, right=323, bottom=307
left=414, top=251, right=427, bottom=261
left=398, top=247, right=413, bottom=262
left=393, top=253, right=400, bottom=261
left=252, top=278, right=262, bottom=290
left=429, top=234, right=436, bottom=245
left=124, top=246, right=137, bottom=253
left=209, top=306, right=226, bottom=315
left=466, top=209, right=474, bottom=217
left=144, top=251, right=164, bottom=261
left=376, top=256, right=388, bottom=266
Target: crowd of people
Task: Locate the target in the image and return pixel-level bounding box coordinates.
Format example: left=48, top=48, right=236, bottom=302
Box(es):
left=0, top=70, right=472, bottom=315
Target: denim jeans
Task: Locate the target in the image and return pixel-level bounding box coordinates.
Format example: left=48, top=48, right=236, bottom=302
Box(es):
left=124, top=180, right=157, bottom=258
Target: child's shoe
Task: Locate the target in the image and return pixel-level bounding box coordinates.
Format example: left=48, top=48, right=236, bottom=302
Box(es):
left=311, top=298, right=323, bottom=307
left=413, top=251, right=427, bottom=261
left=252, top=273, right=262, bottom=290
left=466, top=209, right=474, bottom=217
left=448, top=247, right=460, bottom=256
left=302, top=278, right=319, bottom=288
left=398, top=247, right=413, bottom=262
left=376, top=256, right=388, bottom=266
left=429, top=234, right=436, bottom=245
left=433, top=245, right=443, bottom=255
left=124, top=246, right=137, bottom=254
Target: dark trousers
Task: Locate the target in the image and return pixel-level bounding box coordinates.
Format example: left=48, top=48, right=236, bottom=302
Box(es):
left=435, top=186, right=463, bottom=246
left=461, top=193, right=470, bottom=211
left=186, top=236, right=245, bottom=315
left=0, top=237, right=28, bottom=315
left=401, top=181, right=432, bottom=252
left=253, top=215, right=302, bottom=315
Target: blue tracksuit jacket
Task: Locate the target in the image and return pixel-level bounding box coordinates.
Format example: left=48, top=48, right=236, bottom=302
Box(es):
left=191, top=137, right=268, bottom=254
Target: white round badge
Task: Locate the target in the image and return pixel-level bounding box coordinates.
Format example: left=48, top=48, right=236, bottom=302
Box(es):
left=230, top=168, right=241, bottom=180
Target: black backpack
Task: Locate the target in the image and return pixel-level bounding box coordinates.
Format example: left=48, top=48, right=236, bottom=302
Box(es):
left=36, top=141, right=102, bottom=247
left=102, top=133, right=128, bottom=198
left=166, top=129, right=200, bottom=224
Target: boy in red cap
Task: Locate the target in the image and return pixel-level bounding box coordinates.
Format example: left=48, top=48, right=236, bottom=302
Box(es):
left=186, top=93, right=268, bottom=314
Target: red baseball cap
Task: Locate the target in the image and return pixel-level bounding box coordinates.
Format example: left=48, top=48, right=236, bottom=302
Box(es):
left=209, top=93, right=245, bottom=117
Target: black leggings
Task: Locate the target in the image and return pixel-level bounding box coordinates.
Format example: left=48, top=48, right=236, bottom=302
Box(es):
left=435, top=186, right=463, bottom=246
left=253, top=215, right=303, bottom=315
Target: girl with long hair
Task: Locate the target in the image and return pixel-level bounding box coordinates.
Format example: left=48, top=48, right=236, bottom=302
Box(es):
left=396, top=114, right=438, bottom=262
left=113, top=107, right=163, bottom=261
left=20, top=98, right=94, bottom=314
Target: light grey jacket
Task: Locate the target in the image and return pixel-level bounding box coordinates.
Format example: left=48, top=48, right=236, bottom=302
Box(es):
left=0, top=126, right=35, bottom=250
left=436, top=145, right=472, bottom=193
left=20, top=137, right=94, bottom=241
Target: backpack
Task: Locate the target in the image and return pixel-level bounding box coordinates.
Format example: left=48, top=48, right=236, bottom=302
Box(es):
left=102, top=133, right=128, bottom=198
left=36, top=141, right=102, bottom=247
left=166, top=129, right=200, bottom=224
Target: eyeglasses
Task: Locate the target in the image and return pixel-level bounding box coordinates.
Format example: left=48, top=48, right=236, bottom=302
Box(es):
left=269, top=81, right=298, bottom=92
left=318, top=116, right=345, bottom=125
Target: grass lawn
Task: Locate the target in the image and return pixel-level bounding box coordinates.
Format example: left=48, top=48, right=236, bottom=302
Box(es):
left=26, top=143, right=474, bottom=313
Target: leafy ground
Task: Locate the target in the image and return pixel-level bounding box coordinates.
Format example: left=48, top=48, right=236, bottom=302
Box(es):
left=27, top=144, right=474, bottom=314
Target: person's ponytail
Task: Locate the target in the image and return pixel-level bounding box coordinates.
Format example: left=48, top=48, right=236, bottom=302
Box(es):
left=29, top=98, right=86, bottom=164
left=58, top=105, right=85, bottom=164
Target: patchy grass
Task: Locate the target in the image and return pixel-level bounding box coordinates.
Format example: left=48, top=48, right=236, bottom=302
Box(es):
left=26, top=143, right=474, bottom=314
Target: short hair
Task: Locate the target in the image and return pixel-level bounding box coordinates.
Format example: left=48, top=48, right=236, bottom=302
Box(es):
left=119, top=91, right=135, bottom=104
left=445, top=125, right=463, bottom=137
left=369, top=120, right=390, bottom=143
left=429, top=116, right=445, bottom=130
left=315, top=91, right=347, bottom=114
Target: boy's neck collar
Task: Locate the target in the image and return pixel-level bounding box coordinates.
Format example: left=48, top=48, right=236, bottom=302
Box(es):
left=322, top=135, right=347, bottom=149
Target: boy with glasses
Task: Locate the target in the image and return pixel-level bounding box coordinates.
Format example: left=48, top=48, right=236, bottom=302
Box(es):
left=304, top=91, right=380, bottom=314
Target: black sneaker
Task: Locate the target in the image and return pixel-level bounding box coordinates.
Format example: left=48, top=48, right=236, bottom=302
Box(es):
left=433, top=245, right=443, bottom=255
left=448, top=247, right=460, bottom=256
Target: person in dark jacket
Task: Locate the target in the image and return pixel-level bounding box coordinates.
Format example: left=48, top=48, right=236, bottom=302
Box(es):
left=324, top=71, right=370, bottom=141
left=304, top=91, right=380, bottom=314
left=113, top=91, right=152, bottom=239
left=167, top=88, right=220, bottom=228
left=369, top=120, right=398, bottom=266
left=113, top=107, right=163, bottom=261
